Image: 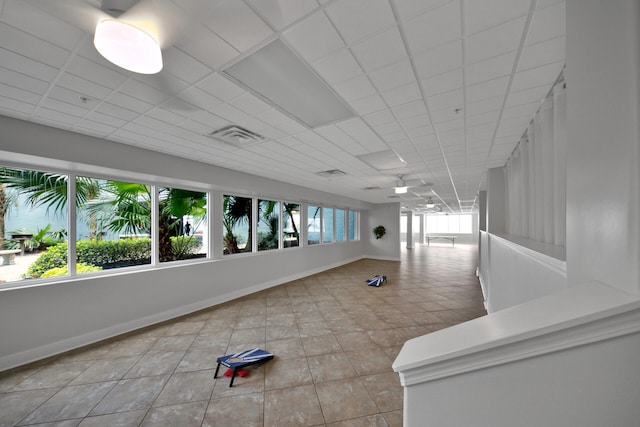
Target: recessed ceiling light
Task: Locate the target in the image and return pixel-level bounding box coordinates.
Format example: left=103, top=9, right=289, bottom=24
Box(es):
left=224, top=40, right=354, bottom=128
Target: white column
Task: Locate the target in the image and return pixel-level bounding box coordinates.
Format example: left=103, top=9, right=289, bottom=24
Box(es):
left=406, top=211, right=414, bottom=249
left=566, top=0, right=640, bottom=294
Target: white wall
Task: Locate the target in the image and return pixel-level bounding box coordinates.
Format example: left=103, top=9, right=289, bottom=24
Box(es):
left=0, top=116, right=392, bottom=371
left=479, top=232, right=567, bottom=313
left=364, top=203, right=401, bottom=260
left=565, top=0, right=640, bottom=294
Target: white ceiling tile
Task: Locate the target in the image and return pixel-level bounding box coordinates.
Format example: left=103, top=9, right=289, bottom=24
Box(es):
left=413, top=40, right=463, bottom=80
left=332, top=74, right=377, bottom=101
left=381, top=81, right=421, bottom=107
left=118, top=80, right=169, bottom=106
left=348, top=94, right=387, bottom=115
left=283, top=12, right=345, bottom=63
left=246, top=0, right=319, bottom=30
left=518, top=36, right=565, bottom=72
left=363, top=110, right=396, bottom=126
left=392, top=100, right=428, bottom=119
left=465, top=51, right=516, bottom=85
left=505, top=85, right=549, bottom=108
left=466, top=96, right=503, bottom=116
left=465, top=17, right=526, bottom=65
left=312, top=49, right=363, bottom=85
left=501, top=102, right=539, bottom=120
left=326, top=0, right=395, bottom=44
left=57, top=73, right=112, bottom=100
left=510, top=61, right=563, bottom=92
left=0, top=23, right=70, bottom=68
left=162, top=47, right=212, bottom=84
left=526, top=2, right=565, bottom=46
left=466, top=76, right=509, bottom=103
left=178, top=86, right=223, bottom=110
left=0, top=47, right=57, bottom=81
left=368, top=59, right=415, bottom=92
left=205, top=0, right=274, bottom=52
left=175, top=25, right=239, bottom=70
left=75, top=120, right=116, bottom=137
left=428, top=89, right=463, bottom=112
left=209, top=102, right=249, bottom=123
left=421, top=68, right=463, bottom=97
left=0, top=82, right=41, bottom=105
left=394, top=0, right=454, bottom=21
left=465, top=0, right=531, bottom=35
left=108, top=93, right=153, bottom=114
left=95, top=102, right=139, bottom=121
left=34, top=106, right=80, bottom=126
left=403, top=0, right=461, bottom=54
left=351, top=27, right=407, bottom=71
left=2, top=0, right=86, bottom=50
left=198, top=74, right=246, bottom=101
left=399, top=115, right=431, bottom=130
left=229, top=93, right=272, bottom=115
left=0, top=66, right=49, bottom=95
left=67, top=56, right=128, bottom=90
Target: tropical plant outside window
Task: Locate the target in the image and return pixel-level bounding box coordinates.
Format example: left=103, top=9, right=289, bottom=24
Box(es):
left=323, top=207, right=334, bottom=243
left=0, top=167, right=70, bottom=282
left=307, top=205, right=321, bottom=245
left=335, top=209, right=345, bottom=242
left=223, top=195, right=252, bottom=255
left=348, top=210, right=358, bottom=241
left=159, top=186, right=207, bottom=263
left=283, top=202, right=300, bottom=248
left=258, top=199, right=279, bottom=251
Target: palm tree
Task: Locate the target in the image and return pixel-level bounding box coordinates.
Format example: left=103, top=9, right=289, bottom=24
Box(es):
left=223, top=195, right=252, bottom=253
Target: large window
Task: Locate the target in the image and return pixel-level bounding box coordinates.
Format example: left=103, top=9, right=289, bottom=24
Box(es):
left=223, top=195, right=252, bottom=254
left=0, top=167, right=70, bottom=282
left=258, top=199, right=279, bottom=251
left=426, top=214, right=472, bottom=234
left=348, top=210, right=359, bottom=241
left=159, top=186, right=207, bottom=262
left=283, top=202, right=300, bottom=248
left=335, top=209, right=345, bottom=242
left=322, top=207, right=334, bottom=243
left=307, top=205, right=321, bottom=245
left=75, top=177, right=151, bottom=274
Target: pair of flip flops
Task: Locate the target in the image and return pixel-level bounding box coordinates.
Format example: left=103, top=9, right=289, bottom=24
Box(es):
left=365, top=275, right=387, bottom=287
left=224, top=368, right=249, bottom=377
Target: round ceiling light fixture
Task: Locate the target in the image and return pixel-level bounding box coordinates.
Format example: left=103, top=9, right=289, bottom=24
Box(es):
left=94, top=19, right=163, bottom=74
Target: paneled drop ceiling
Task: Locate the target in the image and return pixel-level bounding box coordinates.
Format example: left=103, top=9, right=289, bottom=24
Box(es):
left=0, top=0, right=565, bottom=213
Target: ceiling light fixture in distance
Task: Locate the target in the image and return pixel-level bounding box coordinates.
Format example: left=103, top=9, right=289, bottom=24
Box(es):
left=94, top=19, right=163, bottom=74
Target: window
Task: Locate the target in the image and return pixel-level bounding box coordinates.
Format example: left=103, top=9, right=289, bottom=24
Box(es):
left=223, top=195, right=252, bottom=254
left=0, top=167, right=70, bottom=282
left=76, top=177, right=151, bottom=273
left=335, top=209, right=345, bottom=242
left=348, top=210, right=359, bottom=240
left=426, top=214, right=473, bottom=234
left=258, top=199, right=279, bottom=251
left=159, top=186, right=207, bottom=262
left=322, top=207, right=334, bottom=243
left=283, top=202, right=300, bottom=248
left=307, top=205, right=321, bottom=245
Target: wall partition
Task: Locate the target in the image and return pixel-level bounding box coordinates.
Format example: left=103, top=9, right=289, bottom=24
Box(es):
left=505, top=77, right=566, bottom=247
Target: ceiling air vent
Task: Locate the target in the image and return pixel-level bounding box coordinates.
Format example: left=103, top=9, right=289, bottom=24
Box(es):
left=206, top=125, right=264, bottom=147
left=363, top=186, right=382, bottom=191
left=316, top=169, right=347, bottom=178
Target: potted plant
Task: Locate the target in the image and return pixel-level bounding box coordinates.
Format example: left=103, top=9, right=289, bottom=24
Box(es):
left=373, top=225, right=386, bottom=239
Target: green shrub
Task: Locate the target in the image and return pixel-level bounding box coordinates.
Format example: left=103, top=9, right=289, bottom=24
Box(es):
left=170, top=235, right=201, bottom=259
left=41, top=263, right=102, bottom=278
left=27, top=238, right=152, bottom=278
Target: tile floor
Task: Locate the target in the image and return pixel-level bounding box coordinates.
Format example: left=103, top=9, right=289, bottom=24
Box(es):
left=0, top=243, right=486, bottom=426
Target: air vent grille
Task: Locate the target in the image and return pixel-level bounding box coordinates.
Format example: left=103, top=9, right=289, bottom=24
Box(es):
left=206, top=125, right=264, bottom=147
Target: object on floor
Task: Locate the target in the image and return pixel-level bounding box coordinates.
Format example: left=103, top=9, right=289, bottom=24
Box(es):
left=365, top=275, right=387, bottom=287
left=224, top=368, right=249, bottom=377
left=214, top=348, right=274, bottom=387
